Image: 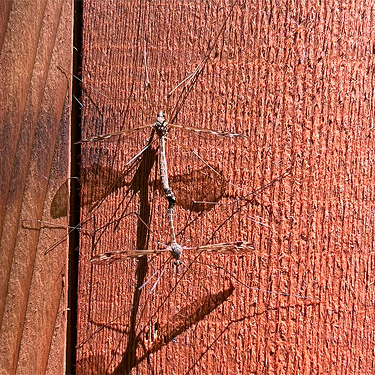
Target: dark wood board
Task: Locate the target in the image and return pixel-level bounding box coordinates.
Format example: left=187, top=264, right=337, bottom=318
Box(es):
left=0, top=0, right=72, bottom=374
left=77, top=1, right=375, bottom=374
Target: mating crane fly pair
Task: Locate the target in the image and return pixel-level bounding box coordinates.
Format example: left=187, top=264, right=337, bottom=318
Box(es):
left=72, top=0, right=258, bottom=268
left=78, top=0, right=259, bottom=268
left=85, top=93, right=254, bottom=266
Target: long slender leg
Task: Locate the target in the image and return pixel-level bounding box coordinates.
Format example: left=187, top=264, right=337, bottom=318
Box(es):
left=143, top=49, right=157, bottom=118
left=168, top=0, right=241, bottom=124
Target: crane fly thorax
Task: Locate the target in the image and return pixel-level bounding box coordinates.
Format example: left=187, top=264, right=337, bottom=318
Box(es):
left=155, top=111, right=168, bottom=138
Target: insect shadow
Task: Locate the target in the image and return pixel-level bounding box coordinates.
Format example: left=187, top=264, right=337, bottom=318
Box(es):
left=78, top=271, right=319, bottom=375
left=77, top=280, right=235, bottom=374
left=50, top=158, right=228, bottom=220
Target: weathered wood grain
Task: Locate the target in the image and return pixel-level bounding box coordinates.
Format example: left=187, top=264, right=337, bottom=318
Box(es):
left=0, top=0, right=72, bottom=374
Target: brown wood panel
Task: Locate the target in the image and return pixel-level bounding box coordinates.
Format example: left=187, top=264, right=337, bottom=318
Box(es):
left=77, top=1, right=375, bottom=374
left=0, top=0, right=72, bottom=374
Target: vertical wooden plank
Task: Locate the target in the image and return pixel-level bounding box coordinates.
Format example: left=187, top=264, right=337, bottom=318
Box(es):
left=0, top=1, right=12, bottom=51
left=0, top=0, right=72, bottom=374
left=77, top=1, right=375, bottom=374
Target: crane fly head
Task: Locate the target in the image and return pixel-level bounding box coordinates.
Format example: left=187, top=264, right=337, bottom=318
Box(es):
left=157, top=111, right=165, bottom=124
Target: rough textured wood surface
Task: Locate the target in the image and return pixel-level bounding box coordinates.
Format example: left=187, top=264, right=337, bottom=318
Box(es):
left=0, top=0, right=72, bottom=374
left=77, top=1, right=375, bottom=374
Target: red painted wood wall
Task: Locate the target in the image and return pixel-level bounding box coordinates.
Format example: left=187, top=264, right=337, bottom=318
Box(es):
left=76, top=1, right=375, bottom=374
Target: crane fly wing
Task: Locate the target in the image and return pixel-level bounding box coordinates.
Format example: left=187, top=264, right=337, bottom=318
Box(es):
left=78, top=124, right=152, bottom=143
left=190, top=241, right=254, bottom=255
left=168, top=123, right=248, bottom=138
left=91, top=248, right=170, bottom=264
